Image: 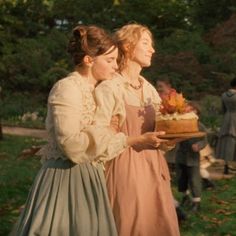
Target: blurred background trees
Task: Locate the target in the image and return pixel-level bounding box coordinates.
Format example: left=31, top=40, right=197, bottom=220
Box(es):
left=1, top=0, right=236, bottom=128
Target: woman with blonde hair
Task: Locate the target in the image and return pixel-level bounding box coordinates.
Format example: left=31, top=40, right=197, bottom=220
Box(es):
left=11, top=24, right=164, bottom=236
left=94, top=24, right=180, bottom=236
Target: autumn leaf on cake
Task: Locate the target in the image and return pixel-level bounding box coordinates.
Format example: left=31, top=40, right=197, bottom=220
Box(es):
left=160, top=91, right=192, bottom=114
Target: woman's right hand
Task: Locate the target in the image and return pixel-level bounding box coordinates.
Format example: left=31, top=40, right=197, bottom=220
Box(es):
left=127, top=131, right=167, bottom=148
left=140, top=131, right=167, bottom=147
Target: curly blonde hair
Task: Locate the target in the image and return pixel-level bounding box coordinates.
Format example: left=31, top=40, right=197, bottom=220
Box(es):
left=114, top=23, right=154, bottom=71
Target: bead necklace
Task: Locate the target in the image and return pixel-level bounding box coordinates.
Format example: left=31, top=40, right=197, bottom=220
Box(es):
left=129, top=78, right=144, bottom=90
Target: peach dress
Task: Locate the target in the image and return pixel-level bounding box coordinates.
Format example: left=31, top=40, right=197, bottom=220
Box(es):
left=105, top=103, right=179, bottom=236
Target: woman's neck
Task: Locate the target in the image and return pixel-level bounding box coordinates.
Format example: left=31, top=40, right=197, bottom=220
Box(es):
left=75, top=66, right=97, bottom=86
left=121, top=61, right=142, bottom=83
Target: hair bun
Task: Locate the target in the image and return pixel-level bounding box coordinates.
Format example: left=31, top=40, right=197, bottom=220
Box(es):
left=73, top=26, right=87, bottom=40
left=68, top=25, right=116, bottom=66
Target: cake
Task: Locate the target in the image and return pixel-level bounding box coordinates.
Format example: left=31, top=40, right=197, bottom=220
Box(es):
left=155, top=91, right=199, bottom=134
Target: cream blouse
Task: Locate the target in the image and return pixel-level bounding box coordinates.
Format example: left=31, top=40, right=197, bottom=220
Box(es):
left=40, top=71, right=127, bottom=164
left=94, top=73, right=162, bottom=128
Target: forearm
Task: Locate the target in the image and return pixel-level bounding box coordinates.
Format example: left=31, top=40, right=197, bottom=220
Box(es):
left=126, top=131, right=166, bottom=147
left=127, top=135, right=144, bottom=146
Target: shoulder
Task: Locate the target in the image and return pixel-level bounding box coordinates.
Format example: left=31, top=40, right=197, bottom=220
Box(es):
left=145, top=79, right=158, bottom=92
left=52, top=72, right=82, bottom=89
left=140, top=76, right=157, bottom=93
left=49, top=72, right=82, bottom=102
left=96, top=73, right=124, bottom=93
left=141, top=76, right=161, bottom=102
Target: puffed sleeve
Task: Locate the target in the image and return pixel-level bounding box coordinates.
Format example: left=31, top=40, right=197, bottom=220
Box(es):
left=94, top=80, right=126, bottom=127
left=49, top=79, right=127, bottom=163
left=92, top=80, right=128, bottom=161
left=48, top=80, right=92, bottom=163
left=94, top=82, right=116, bottom=126
left=85, top=125, right=128, bottom=162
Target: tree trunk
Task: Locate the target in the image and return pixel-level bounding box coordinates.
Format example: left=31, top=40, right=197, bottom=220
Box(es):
left=0, top=86, right=2, bottom=140
left=0, top=121, right=3, bottom=140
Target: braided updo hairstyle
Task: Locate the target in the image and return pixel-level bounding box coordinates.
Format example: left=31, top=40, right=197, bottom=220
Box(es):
left=68, top=25, right=117, bottom=66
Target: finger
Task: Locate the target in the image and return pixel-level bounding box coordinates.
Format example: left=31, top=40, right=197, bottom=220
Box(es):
left=154, top=131, right=166, bottom=136
left=152, top=143, right=160, bottom=148
left=165, top=140, right=176, bottom=146
left=156, top=138, right=168, bottom=142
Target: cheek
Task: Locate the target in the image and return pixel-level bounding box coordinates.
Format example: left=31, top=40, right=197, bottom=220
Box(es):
left=92, top=61, right=111, bottom=79
left=133, top=48, right=146, bottom=60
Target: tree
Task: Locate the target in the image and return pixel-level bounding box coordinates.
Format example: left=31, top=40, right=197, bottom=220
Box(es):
left=0, top=86, right=3, bottom=140
left=188, top=0, right=236, bottom=31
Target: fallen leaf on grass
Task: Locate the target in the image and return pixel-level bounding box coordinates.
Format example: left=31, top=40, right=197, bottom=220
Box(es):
left=214, top=209, right=236, bottom=215
left=210, top=196, right=230, bottom=205
left=200, top=215, right=228, bottom=226
left=0, top=152, right=8, bottom=160
left=18, top=145, right=42, bottom=160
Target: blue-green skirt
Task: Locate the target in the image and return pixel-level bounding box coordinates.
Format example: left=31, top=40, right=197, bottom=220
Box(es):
left=10, top=158, right=117, bottom=236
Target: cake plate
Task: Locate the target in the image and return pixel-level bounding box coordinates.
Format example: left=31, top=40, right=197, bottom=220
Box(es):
left=159, top=131, right=206, bottom=139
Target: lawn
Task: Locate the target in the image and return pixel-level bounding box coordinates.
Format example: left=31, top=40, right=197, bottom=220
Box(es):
left=176, top=178, right=236, bottom=236
left=0, top=135, right=236, bottom=236
left=0, top=135, right=45, bottom=235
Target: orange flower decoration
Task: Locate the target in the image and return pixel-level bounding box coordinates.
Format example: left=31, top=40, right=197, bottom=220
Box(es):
left=160, top=91, right=192, bottom=115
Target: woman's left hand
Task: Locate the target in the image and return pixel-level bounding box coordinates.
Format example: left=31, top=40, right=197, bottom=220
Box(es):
left=110, top=115, right=119, bottom=133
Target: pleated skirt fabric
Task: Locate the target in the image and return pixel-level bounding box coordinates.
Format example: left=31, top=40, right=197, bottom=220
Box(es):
left=10, top=158, right=117, bottom=236
left=216, top=135, right=236, bottom=162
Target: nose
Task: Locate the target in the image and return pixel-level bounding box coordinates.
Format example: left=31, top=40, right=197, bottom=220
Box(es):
left=150, top=46, right=155, bottom=53
left=113, top=60, right=118, bottom=71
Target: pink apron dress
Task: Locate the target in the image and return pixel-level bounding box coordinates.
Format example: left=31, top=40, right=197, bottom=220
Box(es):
left=105, top=103, right=180, bottom=236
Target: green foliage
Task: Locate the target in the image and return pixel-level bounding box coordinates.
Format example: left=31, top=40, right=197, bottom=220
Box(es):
left=0, top=28, right=69, bottom=91
left=0, top=0, right=53, bottom=37
left=213, top=49, right=236, bottom=74
left=189, top=0, right=236, bottom=31
left=199, top=95, right=223, bottom=130
left=96, top=0, right=192, bottom=38
left=2, top=38, right=51, bottom=89
left=1, top=0, right=236, bottom=99
left=51, top=0, right=115, bottom=29
left=159, top=29, right=212, bottom=63
left=0, top=92, right=47, bottom=128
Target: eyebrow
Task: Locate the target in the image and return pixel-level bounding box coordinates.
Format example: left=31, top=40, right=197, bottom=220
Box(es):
left=106, top=56, right=116, bottom=59
left=142, top=38, right=151, bottom=42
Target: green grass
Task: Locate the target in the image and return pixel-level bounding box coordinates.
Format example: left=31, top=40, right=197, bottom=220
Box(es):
left=0, top=135, right=45, bottom=235
left=0, top=135, right=236, bottom=235
left=176, top=178, right=236, bottom=236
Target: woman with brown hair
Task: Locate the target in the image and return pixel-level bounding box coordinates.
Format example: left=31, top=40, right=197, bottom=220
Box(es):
left=10, top=25, right=121, bottom=236
left=94, top=24, right=180, bottom=236
left=11, top=24, right=164, bottom=236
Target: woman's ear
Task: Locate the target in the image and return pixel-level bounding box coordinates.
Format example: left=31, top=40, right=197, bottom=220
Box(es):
left=83, top=55, right=94, bottom=67
left=124, top=43, right=134, bottom=59
left=123, top=43, right=131, bottom=53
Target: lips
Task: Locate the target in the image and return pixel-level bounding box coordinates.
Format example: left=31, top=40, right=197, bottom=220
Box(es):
left=146, top=55, right=152, bottom=59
